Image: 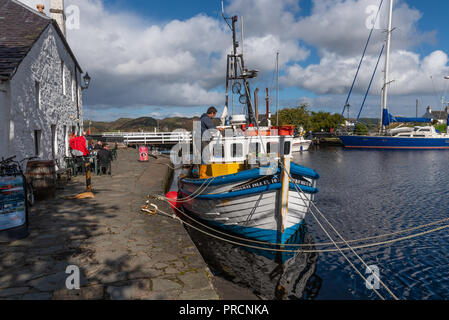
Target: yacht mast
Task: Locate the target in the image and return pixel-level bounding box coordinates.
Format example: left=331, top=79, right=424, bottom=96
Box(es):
left=276, top=52, right=279, bottom=126
left=381, top=0, right=394, bottom=132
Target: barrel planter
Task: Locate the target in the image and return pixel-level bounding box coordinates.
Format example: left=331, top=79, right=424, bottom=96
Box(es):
left=26, top=160, right=56, bottom=200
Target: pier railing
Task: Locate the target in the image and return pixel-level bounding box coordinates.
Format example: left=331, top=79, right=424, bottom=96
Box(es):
left=102, top=131, right=192, bottom=145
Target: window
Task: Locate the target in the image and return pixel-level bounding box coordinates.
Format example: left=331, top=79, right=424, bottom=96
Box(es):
left=35, top=81, right=40, bottom=109
left=284, top=141, right=291, bottom=155
left=231, top=143, right=243, bottom=158
left=61, top=60, right=66, bottom=95
left=213, top=144, right=224, bottom=158
left=71, top=71, right=75, bottom=102
left=249, top=142, right=260, bottom=154
left=63, top=125, right=68, bottom=156
left=51, top=125, right=57, bottom=159
left=267, top=142, right=279, bottom=154
left=34, top=130, right=42, bottom=157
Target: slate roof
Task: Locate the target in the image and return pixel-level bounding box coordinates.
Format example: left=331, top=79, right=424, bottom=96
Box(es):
left=422, top=107, right=449, bottom=120
left=0, top=0, right=82, bottom=80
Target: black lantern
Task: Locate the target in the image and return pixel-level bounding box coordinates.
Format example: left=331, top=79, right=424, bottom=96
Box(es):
left=81, top=72, right=91, bottom=90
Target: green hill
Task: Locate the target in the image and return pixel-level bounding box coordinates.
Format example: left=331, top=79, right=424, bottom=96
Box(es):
left=86, top=116, right=201, bottom=133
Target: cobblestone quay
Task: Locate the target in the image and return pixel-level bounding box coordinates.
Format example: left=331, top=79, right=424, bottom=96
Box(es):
left=0, top=149, right=219, bottom=300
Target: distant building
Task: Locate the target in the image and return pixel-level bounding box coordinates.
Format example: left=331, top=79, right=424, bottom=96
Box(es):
left=422, top=106, right=449, bottom=124
left=0, top=0, right=85, bottom=167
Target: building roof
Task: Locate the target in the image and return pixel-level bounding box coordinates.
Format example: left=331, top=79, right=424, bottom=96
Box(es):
left=0, top=0, right=82, bottom=80
left=430, top=111, right=448, bottom=120
left=422, top=107, right=449, bottom=120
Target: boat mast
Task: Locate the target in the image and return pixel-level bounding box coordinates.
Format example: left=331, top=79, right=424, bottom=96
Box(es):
left=221, top=2, right=258, bottom=125
left=276, top=52, right=279, bottom=126
left=381, top=0, right=394, bottom=133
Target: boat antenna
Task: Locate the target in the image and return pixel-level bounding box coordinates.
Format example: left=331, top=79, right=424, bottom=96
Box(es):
left=221, top=1, right=232, bottom=30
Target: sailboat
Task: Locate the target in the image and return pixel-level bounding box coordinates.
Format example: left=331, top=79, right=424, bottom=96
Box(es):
left=340, top=0, right=449, bottom=149
left=169, top=6, right=320, bottom=262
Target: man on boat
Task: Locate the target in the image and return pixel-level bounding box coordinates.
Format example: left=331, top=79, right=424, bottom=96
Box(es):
left=199, top=107, right=224, bottom=164
left=200, top=107, right=223, bottom=137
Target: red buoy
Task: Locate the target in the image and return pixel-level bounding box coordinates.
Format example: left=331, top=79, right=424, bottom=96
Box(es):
left=165, top=191, right=180, bottom=212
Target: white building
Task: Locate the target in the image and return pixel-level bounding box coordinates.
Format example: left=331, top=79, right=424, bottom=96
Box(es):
left=0, top=0, right=87, bottom=168
left=422, top=106, right=449, bottom=125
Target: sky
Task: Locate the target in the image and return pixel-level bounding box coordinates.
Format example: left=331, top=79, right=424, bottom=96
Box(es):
left=18, top=0, right=449, bottom=121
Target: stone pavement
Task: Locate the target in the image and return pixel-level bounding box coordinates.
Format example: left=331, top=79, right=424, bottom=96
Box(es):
left=0, top=149, right=220, bottom=300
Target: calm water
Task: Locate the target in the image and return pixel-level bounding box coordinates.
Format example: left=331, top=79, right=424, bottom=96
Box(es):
left=186, top=146, right=449, bottom=300
left=295, top=146, right=449, bottom=300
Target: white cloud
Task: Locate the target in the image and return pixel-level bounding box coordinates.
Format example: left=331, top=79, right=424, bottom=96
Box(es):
left=283, top=49, right=449, bottom=99
left=16, top=0, right=449, bottom=120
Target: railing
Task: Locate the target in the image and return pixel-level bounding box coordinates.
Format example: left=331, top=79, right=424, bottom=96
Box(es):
left=102, top=131, right=192, bottom=145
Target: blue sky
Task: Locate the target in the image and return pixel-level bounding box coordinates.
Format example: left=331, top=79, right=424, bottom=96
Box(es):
left=20, top=0, right=449, bottom=121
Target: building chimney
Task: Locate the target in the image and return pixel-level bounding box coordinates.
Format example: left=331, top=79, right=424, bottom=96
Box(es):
left=50, top=0, right=66, bottom=38
left=36, top=4, right=45, bottom=14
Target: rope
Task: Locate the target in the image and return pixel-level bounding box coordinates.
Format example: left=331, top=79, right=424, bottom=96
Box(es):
left=150, top=192, right=449, bottom=249
left=141, top=201, right=449, bottom=254
left=337, top=0, right=384, bottom=131
left=283, top=164, right=399, bottom=300
left=353, top=44, right=385, bottom=132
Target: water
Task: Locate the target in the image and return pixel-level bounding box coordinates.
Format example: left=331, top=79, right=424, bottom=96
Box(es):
left=186, top=146, right=449, bottom=300
left=294, top=146, right=449, bottom=300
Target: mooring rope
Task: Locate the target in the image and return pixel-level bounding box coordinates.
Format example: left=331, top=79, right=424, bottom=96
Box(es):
left=148, top=193, right=449, bottom=249
left=142, top=193, right=449, bottom=301
left=141, top=203, right=449, bottom=254
left=282, top=163, right=399, bottom=300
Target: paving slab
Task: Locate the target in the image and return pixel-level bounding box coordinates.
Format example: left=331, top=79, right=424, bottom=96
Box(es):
left=0, top=149, right=219, bottom=300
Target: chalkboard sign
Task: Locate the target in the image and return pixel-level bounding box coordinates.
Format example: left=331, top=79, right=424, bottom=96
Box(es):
left=0, top=175, right=27, bottom=232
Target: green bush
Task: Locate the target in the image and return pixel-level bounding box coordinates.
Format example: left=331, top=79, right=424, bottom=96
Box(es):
left=354, top=123, right=369, bottom=135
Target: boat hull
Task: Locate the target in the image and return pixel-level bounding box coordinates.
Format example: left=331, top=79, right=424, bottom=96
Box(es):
left=178, top=164, right=319, bottom=249
left=292, top=138, right=312, bottom=152
left=340, top=135, right=449, bottom=149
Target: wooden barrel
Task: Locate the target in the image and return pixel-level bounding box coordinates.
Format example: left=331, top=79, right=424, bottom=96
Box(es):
left=26, top=161, right=56, bottom=200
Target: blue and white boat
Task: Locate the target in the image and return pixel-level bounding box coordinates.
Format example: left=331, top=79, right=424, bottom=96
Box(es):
left=173, top=12, right=320, bottom=262
left=340, top=0, right=449, bottom=150
left=341, top=112, right=449, bottom=149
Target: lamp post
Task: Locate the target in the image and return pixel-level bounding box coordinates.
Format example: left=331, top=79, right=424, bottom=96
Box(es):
left=80, top=72, right=92, bottom=194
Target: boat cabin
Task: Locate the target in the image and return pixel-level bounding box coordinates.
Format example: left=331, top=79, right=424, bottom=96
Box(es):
left=199, top=126, right=294, bottom=179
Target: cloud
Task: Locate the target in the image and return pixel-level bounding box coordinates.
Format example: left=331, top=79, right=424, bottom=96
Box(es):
left=16, top=0, right=448, bottom=120
left=283, top=49, right=449, bottom=99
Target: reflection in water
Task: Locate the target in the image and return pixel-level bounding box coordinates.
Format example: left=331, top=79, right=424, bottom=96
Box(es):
left=182, top=217, right=322, bottom=300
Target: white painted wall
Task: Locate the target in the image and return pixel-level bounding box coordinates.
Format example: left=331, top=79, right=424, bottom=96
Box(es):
left=8, top=24, right=83, bottom=168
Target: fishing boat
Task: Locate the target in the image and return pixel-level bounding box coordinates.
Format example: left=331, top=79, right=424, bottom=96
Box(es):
left=339, top=0, right=449, bottom=150
left=170, top=8, right=320, bottom=262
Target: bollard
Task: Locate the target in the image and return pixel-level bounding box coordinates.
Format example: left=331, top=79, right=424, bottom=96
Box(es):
left=85, top=161, right=92, bottom=192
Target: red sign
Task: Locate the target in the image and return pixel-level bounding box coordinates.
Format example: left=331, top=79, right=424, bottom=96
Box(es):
left=139, top=146, right=149, bottom=162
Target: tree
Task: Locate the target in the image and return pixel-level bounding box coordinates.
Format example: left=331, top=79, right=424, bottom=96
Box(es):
left=309, top=112, right=342, bottom=132
left=354, top=122, right=369, bottom=135
left=271, top=104, right=343, bottom=132
left=272, top=104, right=311, bottom=129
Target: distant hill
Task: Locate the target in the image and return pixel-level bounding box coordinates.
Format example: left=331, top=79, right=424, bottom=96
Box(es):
left=86, top=116, right=201, bottom=133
